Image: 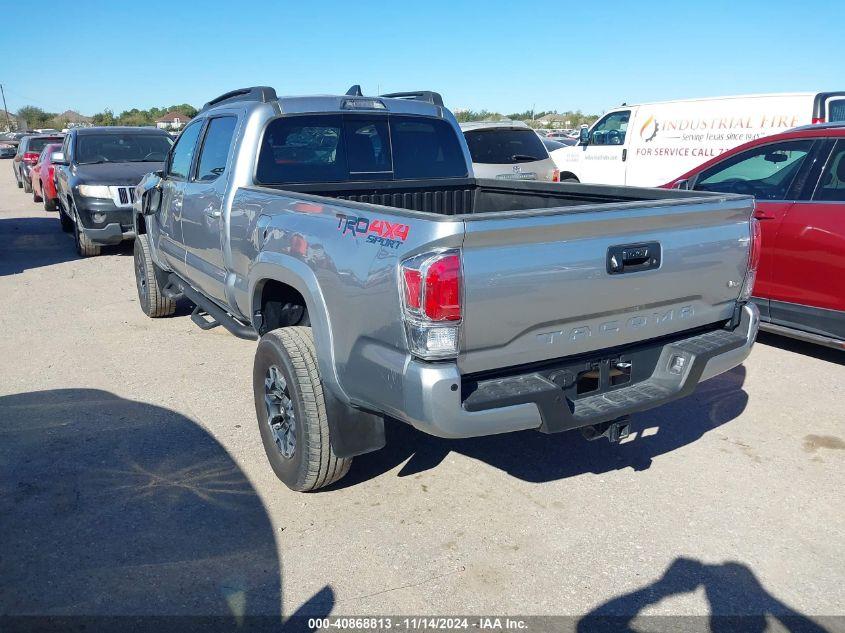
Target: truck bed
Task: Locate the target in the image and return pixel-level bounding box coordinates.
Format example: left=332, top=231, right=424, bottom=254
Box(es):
left=266, top=178, right=712, bottom=217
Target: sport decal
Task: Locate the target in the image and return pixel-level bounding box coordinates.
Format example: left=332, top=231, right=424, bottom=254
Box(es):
left=336, top=213, right=410, bottom=249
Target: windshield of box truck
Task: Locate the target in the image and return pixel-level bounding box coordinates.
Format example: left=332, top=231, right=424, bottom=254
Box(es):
left=255, top=114, right=468, bottom=184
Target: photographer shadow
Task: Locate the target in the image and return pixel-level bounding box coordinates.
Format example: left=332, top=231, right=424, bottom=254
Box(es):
left=577, top=557, right=830, bottom=633
left=0, top=388, right=332, bottom=630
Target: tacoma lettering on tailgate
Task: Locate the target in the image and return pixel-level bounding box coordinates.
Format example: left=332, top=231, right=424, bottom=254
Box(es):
left=537, top=306, right=695, bottom=346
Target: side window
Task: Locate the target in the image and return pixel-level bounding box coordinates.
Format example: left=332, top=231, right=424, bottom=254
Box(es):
left=256, top=115, right=345, bottom=184
left=195, top=117, right=238, bottom=182
left=167, top=121, right=203, bottom=180
left=812, top=141, right=845, bottom=202
left=695, top=140, right=813, bottom=200
left=589, top=111, right=630, bottom=146
left=828, top=99, right=845, bottom=123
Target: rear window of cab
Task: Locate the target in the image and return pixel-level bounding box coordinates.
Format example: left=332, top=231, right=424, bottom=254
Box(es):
left=255, top=114, right=468, bottom=185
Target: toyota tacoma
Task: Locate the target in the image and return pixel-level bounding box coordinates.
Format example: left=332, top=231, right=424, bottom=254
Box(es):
left=132, top=85, right=760, bottom=491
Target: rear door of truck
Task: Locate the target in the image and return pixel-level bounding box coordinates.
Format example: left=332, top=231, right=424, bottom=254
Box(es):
left=457, top=194, right=754, bottom=374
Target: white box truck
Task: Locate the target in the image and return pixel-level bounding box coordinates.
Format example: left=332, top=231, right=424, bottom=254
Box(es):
left=551, top=91, right=845, bottom=187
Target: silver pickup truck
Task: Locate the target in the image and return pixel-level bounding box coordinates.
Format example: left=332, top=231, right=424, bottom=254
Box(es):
left=133, top=85, right=760, bottom=491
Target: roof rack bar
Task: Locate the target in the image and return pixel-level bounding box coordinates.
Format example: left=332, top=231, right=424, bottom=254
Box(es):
left=199, top=86, right=278, bottom=113
left=380, top=91, right=444, bottom=107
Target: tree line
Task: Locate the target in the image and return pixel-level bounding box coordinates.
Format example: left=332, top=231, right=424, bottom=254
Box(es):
left=455, top=109, right=598, bottom=128
left=91, top=105, right=198, bottom=127
left=15, top=103, right=597, bottom=131
left=13, top=104, right=198, bottom=130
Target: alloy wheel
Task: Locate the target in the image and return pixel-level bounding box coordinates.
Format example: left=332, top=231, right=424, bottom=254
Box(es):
left=263, top=365, right=296, bottom=459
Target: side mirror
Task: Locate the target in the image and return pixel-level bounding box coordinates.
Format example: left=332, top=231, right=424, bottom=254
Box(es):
left=51, top=152, right=68, bottom=165
left=138, top=172, right=164, bottom=216
left=579, top=127, right=590, bottom=145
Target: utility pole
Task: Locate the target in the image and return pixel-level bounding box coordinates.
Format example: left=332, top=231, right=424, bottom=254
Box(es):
left=0, top=84, right=11, bottom=131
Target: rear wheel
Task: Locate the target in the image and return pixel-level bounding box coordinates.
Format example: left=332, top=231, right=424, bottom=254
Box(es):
left=253, top=327, right=351, bottom=492
left=44, top=195, right=57, bottom=211
left=23, top=176, right=32, bottom=193
left=15, top=169, right=22, bottom=188
left=71, top=202, right=101, bottom=257
left=33, top=181, right=42, bottom=203
left=134, top=234, right=176, bottom=317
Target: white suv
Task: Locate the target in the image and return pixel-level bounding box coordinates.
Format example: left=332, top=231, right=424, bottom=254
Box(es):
left=461, top=121, right=559, bottom=182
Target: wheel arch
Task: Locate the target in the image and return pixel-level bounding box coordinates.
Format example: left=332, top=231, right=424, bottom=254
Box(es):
left=248, top=254, right=342, bottom=402
left=248, top=255, right=386, bottom=459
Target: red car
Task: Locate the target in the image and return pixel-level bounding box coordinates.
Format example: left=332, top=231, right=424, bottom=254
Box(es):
left=30, top=143, right=63, bottom=211
left=664, top=123, right=845, bottom=350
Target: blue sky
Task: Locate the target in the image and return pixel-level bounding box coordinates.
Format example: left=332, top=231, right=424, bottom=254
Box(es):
left=1, top=0, right=842, bottom=117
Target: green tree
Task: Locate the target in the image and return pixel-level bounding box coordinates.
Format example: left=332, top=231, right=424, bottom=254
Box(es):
left=91, top=109, right=116, bottom=126
left=16, top=106, right=55, bottom=128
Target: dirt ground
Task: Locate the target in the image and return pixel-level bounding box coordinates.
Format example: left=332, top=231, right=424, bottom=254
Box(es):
left=1, top=166, right=843, bottom=631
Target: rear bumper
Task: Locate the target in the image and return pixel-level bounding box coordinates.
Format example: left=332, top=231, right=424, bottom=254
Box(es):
left=395, top=303, right=759, bottom=439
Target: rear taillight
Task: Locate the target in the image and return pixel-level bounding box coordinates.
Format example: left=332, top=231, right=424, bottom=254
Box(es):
left=23, top=152, right=39, bottom=163
left=552, top=169, right=560, bottom=182
left=739, top=216, right=761, bottom=302
left=812, top=117, right=825, bottom=125
left=401, top=250, right=462, bottom=359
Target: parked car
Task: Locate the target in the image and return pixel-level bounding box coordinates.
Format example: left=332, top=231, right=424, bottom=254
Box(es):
left=131, top=85, right=759, bottom=492
left=542, top=137, right=576, bottom=152
left=546, top=129, right=574, bottom=140
left=30, top=143, right=63, bottom=210
left=12, top=134, right=64, bottom=192
left=0, top=132, right=25, bottom=158
left=553, top=91, right=845, bottom=186
left=663, top=122, right=845, bottom=350
left=53, top=126, right=172, bottom=256
left=460, top=120, right=559, bottom=181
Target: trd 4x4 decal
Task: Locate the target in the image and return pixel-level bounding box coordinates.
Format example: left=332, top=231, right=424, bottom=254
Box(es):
left=336, top=213, right=410, bottom=249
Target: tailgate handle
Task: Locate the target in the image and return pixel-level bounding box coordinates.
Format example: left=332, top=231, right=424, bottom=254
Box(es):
left=607, top=242, right=661, bottom=275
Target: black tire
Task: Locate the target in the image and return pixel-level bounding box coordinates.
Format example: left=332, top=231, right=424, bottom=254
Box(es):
left=23, top=176, right=32, bottom=194
left=72, top=202, right=101, bottom=257
left=253, top=327, right=351, bottom=492
left=33, top=181, right=42, bottom=203
left=15, top=170, right=22, bottom=188
left=59, top=205, right=74, bottom=232
left=44, top=195, right=57, bottom=212
left=134, top=234, right=176, bottom=317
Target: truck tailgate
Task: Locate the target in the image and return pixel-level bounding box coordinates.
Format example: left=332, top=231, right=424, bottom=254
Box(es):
left=458, top=195, right=753, bottom=374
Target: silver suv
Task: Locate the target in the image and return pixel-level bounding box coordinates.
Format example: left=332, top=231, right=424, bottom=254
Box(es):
left=461, top=120, right=559, bottom=181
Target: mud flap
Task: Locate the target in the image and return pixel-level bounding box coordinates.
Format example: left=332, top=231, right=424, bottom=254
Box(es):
left=323, top=388, right=386, bottom=458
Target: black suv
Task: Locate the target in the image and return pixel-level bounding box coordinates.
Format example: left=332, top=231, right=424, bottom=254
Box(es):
left=54, top=127, right=172, bottom=256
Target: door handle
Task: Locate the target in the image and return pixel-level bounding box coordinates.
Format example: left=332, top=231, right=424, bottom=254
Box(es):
left=753, top=210, right=776, bottom=220
left=205, top=209, right=222, bottom=219
left=622, top=148, right=628, bottom=162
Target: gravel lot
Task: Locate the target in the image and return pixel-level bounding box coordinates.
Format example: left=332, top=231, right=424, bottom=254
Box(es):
left=1, top=166, right=843, bottom=630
